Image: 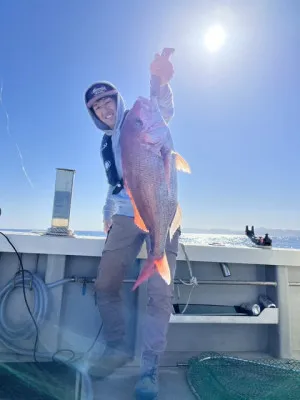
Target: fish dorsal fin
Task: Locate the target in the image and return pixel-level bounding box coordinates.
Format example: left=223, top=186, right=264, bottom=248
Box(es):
left=171, top=151, right=191, bottom=173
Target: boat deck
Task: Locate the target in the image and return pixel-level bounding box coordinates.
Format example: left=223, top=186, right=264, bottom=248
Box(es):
left=92, top=366, right=193, bottom=400
left=89, top=350, right=271, bottom=399
left=1, top=232, right=300, bottom=399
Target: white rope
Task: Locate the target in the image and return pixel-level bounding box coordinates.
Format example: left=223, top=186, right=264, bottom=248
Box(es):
left=179, top=243, right=198, bottom=314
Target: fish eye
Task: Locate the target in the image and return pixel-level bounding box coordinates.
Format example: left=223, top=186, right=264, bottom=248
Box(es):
left=135, top=118, right=143, bottom=128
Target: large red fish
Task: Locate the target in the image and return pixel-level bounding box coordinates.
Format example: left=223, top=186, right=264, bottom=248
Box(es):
left=120, top=96, right=190, bottom=290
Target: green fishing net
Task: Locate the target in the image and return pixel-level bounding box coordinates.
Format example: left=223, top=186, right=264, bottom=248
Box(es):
left=187, top=352, right=300, bottom=400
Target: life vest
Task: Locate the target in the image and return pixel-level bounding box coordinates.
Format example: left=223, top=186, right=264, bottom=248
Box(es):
left=101, top=134, right=124, bottom=195
left=100, top=111, right=129, bottom=195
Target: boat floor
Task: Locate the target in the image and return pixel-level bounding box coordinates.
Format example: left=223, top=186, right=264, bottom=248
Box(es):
left=91, top=350, right=273, bottom=399
left=92, top=366, right=194, bottom=400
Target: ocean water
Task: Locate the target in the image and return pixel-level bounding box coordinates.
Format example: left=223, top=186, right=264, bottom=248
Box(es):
left=1, top=229, right=300, bottom=250
left=74, top=231, right=300, bottom=250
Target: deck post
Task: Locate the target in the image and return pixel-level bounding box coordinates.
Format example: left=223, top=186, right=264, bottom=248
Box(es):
left=276, top=265, right=292, bottom=359
left=39, top=254, right=66, bottom=355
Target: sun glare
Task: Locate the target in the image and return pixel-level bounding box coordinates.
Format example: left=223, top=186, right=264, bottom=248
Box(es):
left=204, top=25, right=226, bottom=52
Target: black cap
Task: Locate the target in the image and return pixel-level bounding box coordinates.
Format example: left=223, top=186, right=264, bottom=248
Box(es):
left=85, top=82, right=118, bottom=109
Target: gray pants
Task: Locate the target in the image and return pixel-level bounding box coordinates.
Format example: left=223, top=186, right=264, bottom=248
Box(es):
left=95, top=214, right=179, bottom=358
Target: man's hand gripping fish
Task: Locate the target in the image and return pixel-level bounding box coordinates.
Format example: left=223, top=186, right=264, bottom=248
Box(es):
left=120, top=55, right=190, bottom=290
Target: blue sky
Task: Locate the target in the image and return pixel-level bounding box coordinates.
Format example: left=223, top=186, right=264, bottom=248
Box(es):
left=0, top=0, right=299, bottom=231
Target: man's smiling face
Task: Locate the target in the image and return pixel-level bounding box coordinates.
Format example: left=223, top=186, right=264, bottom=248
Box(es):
left=93, top=96, right=117, bottom=129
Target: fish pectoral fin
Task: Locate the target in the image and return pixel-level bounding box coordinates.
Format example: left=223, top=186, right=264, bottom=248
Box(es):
left=155, top=253, right=171, bottom=285
left=171, top=151, right=191, bottom=173
left=170, top=204, right=182, bottom=239
left=125, top=184, right=149, bottom=233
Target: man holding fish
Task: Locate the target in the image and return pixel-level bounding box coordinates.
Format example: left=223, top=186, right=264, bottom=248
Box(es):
left=84, top=49, right=190, bottom=399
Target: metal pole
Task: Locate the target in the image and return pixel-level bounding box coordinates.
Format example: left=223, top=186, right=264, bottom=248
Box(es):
left=123, top=279, right=277, bottom=286
left=177, top=363, right=188, bottom=367
left=65, top=277, right=276, bottom=287
left=46, top=168, right=76, bottom=236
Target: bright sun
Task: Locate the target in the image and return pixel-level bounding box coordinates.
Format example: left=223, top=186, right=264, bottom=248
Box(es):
left=204, top=25, right=226, bottom=52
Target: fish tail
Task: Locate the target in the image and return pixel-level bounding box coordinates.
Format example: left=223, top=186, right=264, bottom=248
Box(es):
left=154, top=253, right=171, bottom=285
left=172, top=151, right=191, bottom=173
left=131, top=252, right=171, bottom=291
left=132, top=256, right=156, bottom=291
